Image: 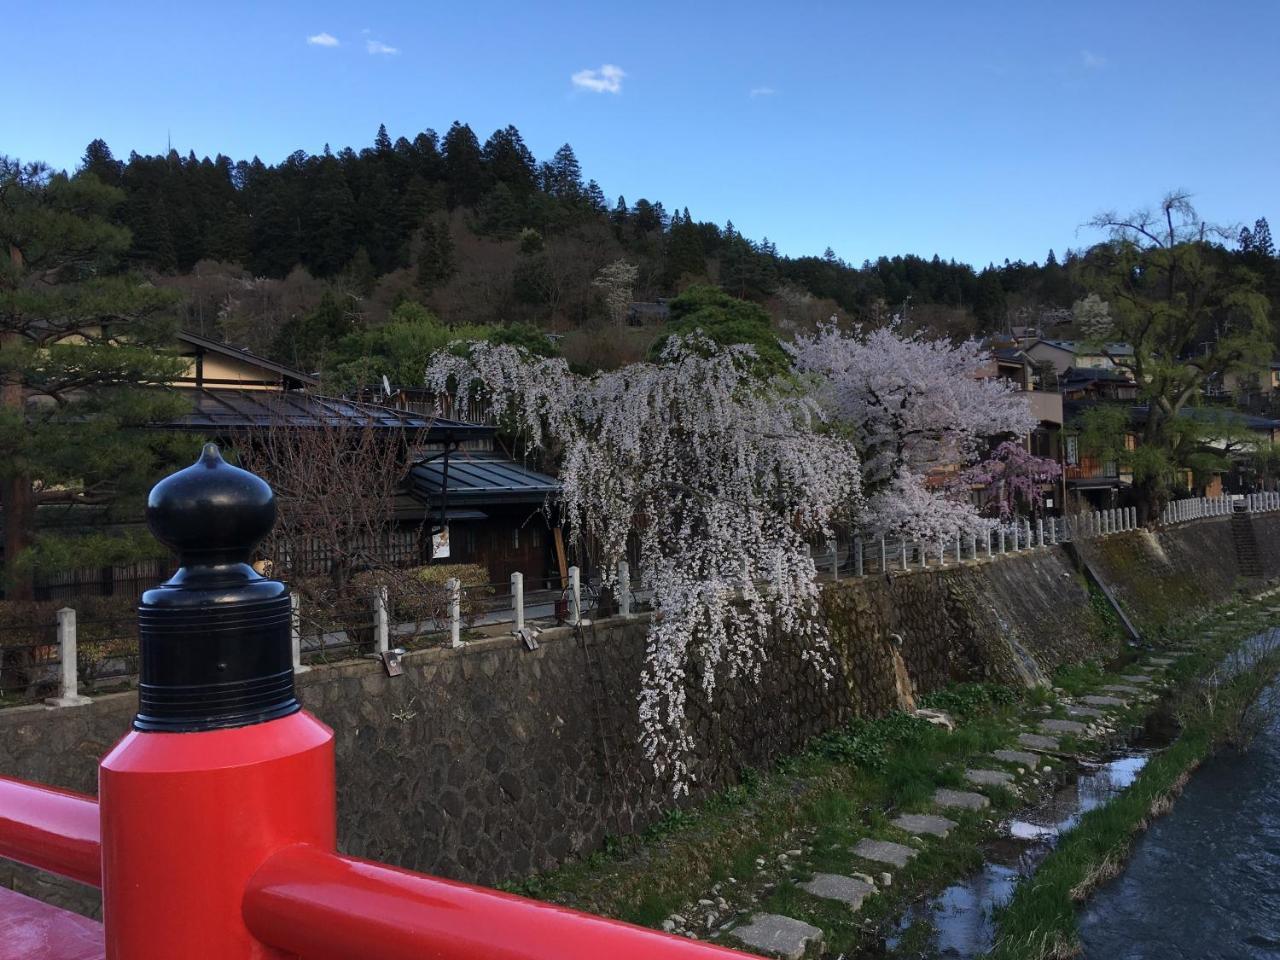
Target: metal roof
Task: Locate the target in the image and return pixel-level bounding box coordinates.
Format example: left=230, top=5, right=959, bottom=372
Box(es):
left=158, top=389, right=492, bottom=438
left=408, top=453, right=560, bottom=506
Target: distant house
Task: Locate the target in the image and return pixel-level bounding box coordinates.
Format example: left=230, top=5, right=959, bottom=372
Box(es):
left=1060, top=367, right=1139, bottom=403
left=1022, top=338, right=1135, bottom=377
left=159, top=338, right=563, bottom=588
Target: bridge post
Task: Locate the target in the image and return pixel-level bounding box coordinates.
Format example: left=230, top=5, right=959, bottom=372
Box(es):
left=98, top=444, right=336, bottom=960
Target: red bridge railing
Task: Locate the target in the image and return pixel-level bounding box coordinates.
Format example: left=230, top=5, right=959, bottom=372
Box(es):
left=0, top=446, right=758, bottom=960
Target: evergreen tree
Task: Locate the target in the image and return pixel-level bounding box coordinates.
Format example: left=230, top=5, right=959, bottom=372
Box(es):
left=1, top=158, right=194, bottom=595
left=1253, top=217, right=1275, bottom=258
left=80, top=139, right=122, bottom=187
left=416, top=217, right=456, bottom=291
left=482, top=126, right=537, bottom=196
left=543, top=144, right=583, bottom=200
left=301, top=155, right=357, bottom=275
left=442, top=121, right=486, bottom=209
left=475, top=183, right=522, bottom=238
left=583, top=179, right=607, bottom=214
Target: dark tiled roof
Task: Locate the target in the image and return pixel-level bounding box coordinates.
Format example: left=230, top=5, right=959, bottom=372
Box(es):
left=408, top=454, right=559, bottom=506
left=159, top=389, right=491, bottom=438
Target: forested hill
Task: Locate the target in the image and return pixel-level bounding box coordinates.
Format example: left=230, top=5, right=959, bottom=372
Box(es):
left=71, top=123, right=1278, bottom=375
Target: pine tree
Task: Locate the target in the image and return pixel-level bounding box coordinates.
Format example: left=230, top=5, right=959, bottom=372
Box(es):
left=416, top=217, right=456, bottom=291
left=544, top=144, right=583, bottom=200
left=80, top=139, right=122, bottom=187
left=1253, top=217, right=1274, bottom=258
left=583, top=179, right=607, bottom=214
left=1, top=158, right=194, bottom=595
left=442, top=121, right=486, bottom=209
left=482, top=126, right=537, bottom=196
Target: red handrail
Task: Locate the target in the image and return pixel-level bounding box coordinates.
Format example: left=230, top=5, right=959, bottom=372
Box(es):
left=0, top=777, right=101, bottom=888
left=244, top=844, right=759, bottom=960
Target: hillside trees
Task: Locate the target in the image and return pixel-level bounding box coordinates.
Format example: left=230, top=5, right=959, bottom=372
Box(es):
left=0, top=159, right=194, bottom=595
left=1083, top=193, right=1271, bottom=518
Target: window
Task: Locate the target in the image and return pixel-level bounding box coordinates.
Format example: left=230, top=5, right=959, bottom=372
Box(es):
left=1065, top=436, right=1079, bottom=466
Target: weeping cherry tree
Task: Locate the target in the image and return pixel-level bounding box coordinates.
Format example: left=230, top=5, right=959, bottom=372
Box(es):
left=425, top=336, right=861, bottom=788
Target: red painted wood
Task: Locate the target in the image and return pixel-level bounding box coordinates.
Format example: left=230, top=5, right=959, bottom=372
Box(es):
left=0, top=887, right=104, bottom=960
left=98, top=711, right=335, bottom=960
left=244, top=844, right=762, bottom=960
left=0, top=778, right=100, bottom=887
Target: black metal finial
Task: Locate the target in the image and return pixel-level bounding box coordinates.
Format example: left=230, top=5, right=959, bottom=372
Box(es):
left=135, top=443, right=299, bottom=733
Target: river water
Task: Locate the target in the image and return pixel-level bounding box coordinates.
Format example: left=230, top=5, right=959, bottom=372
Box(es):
left=881, top=750, right=1152, bottom=957
left=1079, top=705, right=1280, bottom=959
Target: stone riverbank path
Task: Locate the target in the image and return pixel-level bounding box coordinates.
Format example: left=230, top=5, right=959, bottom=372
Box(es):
left=721, top=649, right=1185, bottom=957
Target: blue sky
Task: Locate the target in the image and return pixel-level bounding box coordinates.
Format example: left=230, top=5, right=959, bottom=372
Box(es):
left=4, top=1, right=1277, bottom=267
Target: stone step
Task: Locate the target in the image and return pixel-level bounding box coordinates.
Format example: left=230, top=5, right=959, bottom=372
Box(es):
left=933, top=787, right=990, bottom=811
left=730, top=914, right=824, bottom=960
left=890, top=813, right=957, bottom=838
left=851, top=837, right=917, bottom=869
left=1017, top=732, right=1060, bottom=752
left=1100, top=684, right=1145, bottom=696
left=964, top=768, right=1016, bottom=789
left=1039, top=718, right=1089, bottom=736
left=1066, top=705, right=1106, bottom=719
left=1080, top=695, right=1127, bottom=707
left=991, top=749, right=1040, bottom=767
left=1119, top=674, right=1154, bottom=685
left=800, top=873, right=875, bottom=910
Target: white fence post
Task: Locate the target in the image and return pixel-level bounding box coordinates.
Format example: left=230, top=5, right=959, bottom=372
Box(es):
left=290, top=593, right=309, bottom=674
left=900, top=539, right=907, bottom=571
left=46, top=607, right=91, bottom=707
left=447, top=577, right=462, bottom=647
left=854, top=536, right=864, bottom=577
left=512, top=571, right=526, bottom=629
left=616, top=561, right=630, bottom=616
left=938, top=538, right=946, bottom=566
left=373, top=585, right=389, bottom=655
left=1036, top=518, right=1045, bottom=547
left=567, top=566, right=581, bottom=625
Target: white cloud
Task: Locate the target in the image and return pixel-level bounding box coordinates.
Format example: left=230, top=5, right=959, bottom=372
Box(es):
left=1081, top=49, right=1106, bottom=69
left=749, top=86, right=776, bottom=98
left=307, top=32, right=340, bottom=47
left=571, top=64, right=625, bottom=94
left=367, top=39, right=399, bottom=55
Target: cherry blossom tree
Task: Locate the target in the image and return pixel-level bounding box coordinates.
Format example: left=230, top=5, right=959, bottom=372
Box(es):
left=425, top=336, right=861, bottom=789
left=789, top=322, right=1036, bottom=541
left=957, top=440, right=1062, bottom=519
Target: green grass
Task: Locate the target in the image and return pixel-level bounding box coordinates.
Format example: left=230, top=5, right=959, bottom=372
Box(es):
left=505, top=589, right=1280, bottom=959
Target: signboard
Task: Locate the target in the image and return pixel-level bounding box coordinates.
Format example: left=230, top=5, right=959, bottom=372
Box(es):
left=432, top=526, right=451, bottom=559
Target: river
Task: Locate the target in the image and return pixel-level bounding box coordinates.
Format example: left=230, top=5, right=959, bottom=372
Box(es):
left=1079, top=698, right=1280, bottom=959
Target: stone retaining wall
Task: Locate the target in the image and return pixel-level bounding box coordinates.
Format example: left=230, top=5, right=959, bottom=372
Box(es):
left=0, top=518, right=1261, bottom=916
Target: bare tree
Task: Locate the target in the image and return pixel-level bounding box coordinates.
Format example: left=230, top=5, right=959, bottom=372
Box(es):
left=239, top=416, right=426, bottom=594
